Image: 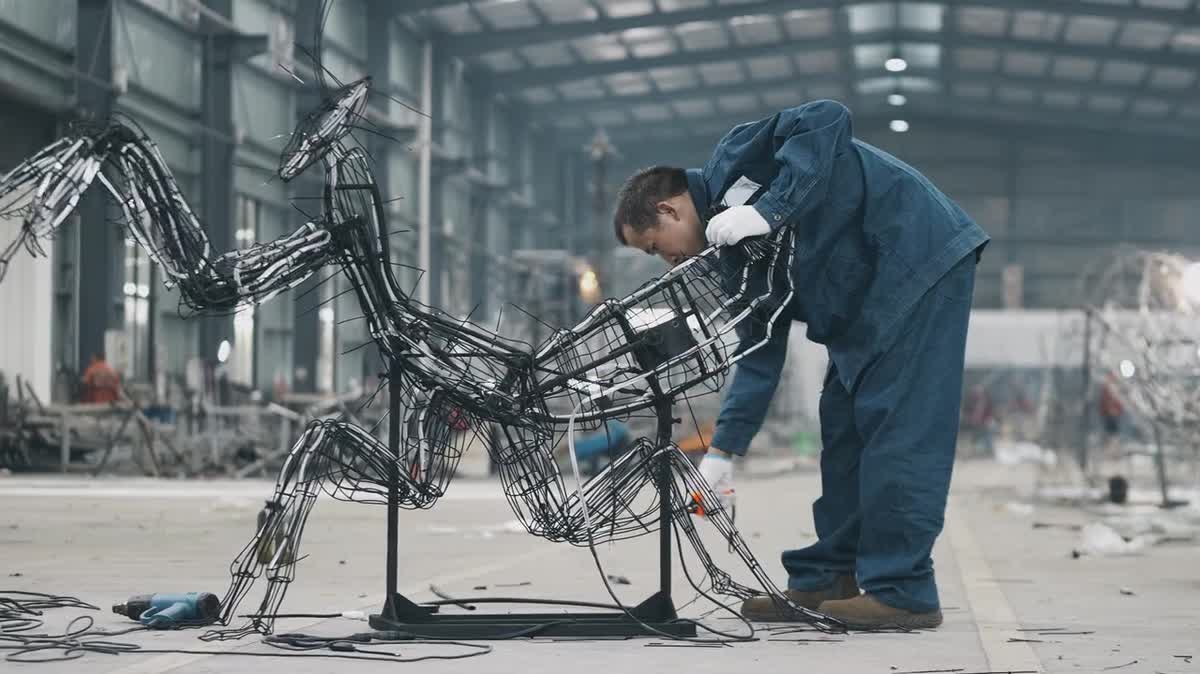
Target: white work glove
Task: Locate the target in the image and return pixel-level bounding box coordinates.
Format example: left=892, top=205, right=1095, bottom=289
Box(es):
left=689, top=452, right=735, bottom=517
left=705, top=205, right=771, bottom=247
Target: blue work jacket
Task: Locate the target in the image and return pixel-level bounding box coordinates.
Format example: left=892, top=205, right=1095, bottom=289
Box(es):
left=690, top=100, right=990, bottom=454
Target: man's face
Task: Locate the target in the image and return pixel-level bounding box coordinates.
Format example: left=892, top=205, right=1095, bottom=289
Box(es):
left=620, top=194, right=705, bottom=266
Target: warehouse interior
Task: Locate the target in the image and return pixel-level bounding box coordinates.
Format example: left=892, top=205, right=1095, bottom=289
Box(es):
left=1, top=0, right=1199, bottom=671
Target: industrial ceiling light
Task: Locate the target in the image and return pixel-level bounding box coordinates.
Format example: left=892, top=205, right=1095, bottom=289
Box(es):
left=579, top=268, right=600, bottom=304
left=889, top=119, right=910, bottom=133
left=217, top=339, right=232, bottom=364
left=888, top=93, right=907, bottom=106
left=885, top=57, right=908, bottom=73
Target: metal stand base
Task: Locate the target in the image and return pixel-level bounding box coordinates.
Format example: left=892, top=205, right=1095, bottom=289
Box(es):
left=368, top=590, right=696, bottom=639
left=377, top=363, right=692, bottom=640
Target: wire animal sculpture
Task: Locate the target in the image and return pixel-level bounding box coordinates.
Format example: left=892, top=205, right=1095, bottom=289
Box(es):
left=0, top=59, right=839, bottom=640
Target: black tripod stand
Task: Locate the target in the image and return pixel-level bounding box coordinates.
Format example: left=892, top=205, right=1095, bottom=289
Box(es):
left=368, top=362, right=697, bottom=638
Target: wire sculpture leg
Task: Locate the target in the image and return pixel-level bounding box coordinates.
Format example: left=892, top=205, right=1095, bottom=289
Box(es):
left=212, top=422, right=333, bottom=637
left=486, top=425, right=839, bottom=630
left=211, top=408, right=461, bottom=637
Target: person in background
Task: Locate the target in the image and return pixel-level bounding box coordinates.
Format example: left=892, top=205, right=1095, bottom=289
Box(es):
left=80, top=353, right=121, bottom=404
left=1099, top=372, right=1124, bottom=461
left=963, top=384, right=995, bottom=456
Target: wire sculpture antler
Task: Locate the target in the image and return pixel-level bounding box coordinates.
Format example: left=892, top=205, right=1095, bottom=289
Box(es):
left=0, top=69, right=841, bottom=638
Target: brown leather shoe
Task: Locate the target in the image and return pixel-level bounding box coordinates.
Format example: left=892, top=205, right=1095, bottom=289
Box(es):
left=740, top=575, right=859, bottom=621
left=817, top=593, right=943, bottom=630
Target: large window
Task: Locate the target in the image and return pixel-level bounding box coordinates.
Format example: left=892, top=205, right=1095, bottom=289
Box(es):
left=232, top=195, right=259, bottom=387
left=122, top=237, right=152, bottom=381
left=317, top=302, right=335, bottom=394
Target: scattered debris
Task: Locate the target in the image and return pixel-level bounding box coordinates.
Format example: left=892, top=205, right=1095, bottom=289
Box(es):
left=1018, top=627, right=1096, bottom=637
left=1119, top=587, right=1134, bottom=596
left=469, top=581, right=532, bottom=590
left=1173, top=655, right=1192, bottom=663
left=428, top=584, right=475, bottom=611
left=606, top=574, right=631, bottom=585
left=1033, top=521, right=1082, bottom=531
left=8, top=572, right=21, bottom=577
left=887, top=669, right=1037, bottom=674
left=766, top=626, right=828, bottom=636
left=1008, top=638, right=1043, bottom=643
left=1003, top=502, right=1034, bottom=517
left=1073, top=522, right=1153, bottom=558
left=994, top=440, right=1056, bottom=466
left=644, top=641, right=726, bottom=648
left=921, top=666, right=1036, bottom=671
left=338, top=560, right=346, bottom=565
left=1102, top=510, right=1199, bottom=543
left=1101, top=661, right=1138, bottom=671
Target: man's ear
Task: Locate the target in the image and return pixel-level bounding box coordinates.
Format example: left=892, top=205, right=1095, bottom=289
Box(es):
left=654, top=200, right=678, bottom=222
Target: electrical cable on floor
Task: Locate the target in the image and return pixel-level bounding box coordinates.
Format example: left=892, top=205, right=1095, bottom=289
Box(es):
left=0, top=590, right=492, bottom=664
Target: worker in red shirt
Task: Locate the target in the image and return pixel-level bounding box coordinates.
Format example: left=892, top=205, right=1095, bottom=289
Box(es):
left=1099, top=372, right=1125, bottom=467
left=80, top=353, right=121, bottom=404
left=1099, top=372, right=1123, bottom=436
left=963, top=384, right=994, bottom=455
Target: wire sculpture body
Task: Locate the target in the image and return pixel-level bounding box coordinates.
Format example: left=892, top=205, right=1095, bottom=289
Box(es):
left=0, top=76, right=839, bottom=636
left=1076, top=250, right=1200, bottom=504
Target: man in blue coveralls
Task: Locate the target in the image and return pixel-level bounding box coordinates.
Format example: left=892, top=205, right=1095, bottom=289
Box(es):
left=613, top=100, right=989, bottom=629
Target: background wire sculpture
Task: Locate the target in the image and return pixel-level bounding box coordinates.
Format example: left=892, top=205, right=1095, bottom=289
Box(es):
left=0, top=3, right=842, bottom=641
left=1075, top=249, right=1200, bottom=505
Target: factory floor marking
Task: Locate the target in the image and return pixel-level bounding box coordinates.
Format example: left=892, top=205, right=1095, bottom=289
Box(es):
left=946, top=495, right=1043, bottom=673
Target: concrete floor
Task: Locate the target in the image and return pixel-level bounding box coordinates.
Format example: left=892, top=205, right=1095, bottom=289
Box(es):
left=0, top=460, right=1196, bottom=673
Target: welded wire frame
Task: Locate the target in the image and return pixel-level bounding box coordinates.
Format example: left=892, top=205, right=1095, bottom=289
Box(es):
left=0, top=68, right=839, bottom=638
left=0, top=133, right=106, bottom=281
left=1080, top=250, right=1200, bottom=433
left=0, top=118, right=336, bottom=312
left=279, top=77, right=369, bottom=181
left=531, top=234, right=794, bottom=427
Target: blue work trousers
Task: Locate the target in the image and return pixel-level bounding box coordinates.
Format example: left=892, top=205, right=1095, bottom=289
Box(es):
left=783, top=253, right=975, bottom=614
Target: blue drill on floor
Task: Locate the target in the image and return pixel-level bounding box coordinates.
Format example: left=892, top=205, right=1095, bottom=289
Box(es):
left=112, top=592, right=221, bottom=628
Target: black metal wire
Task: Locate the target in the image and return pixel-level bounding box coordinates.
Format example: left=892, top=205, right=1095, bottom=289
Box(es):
left=0, top=4, right=836, bottom=642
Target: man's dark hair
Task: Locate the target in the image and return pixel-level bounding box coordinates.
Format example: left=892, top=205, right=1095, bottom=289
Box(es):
left=612, top=166, right=688, bottom=245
